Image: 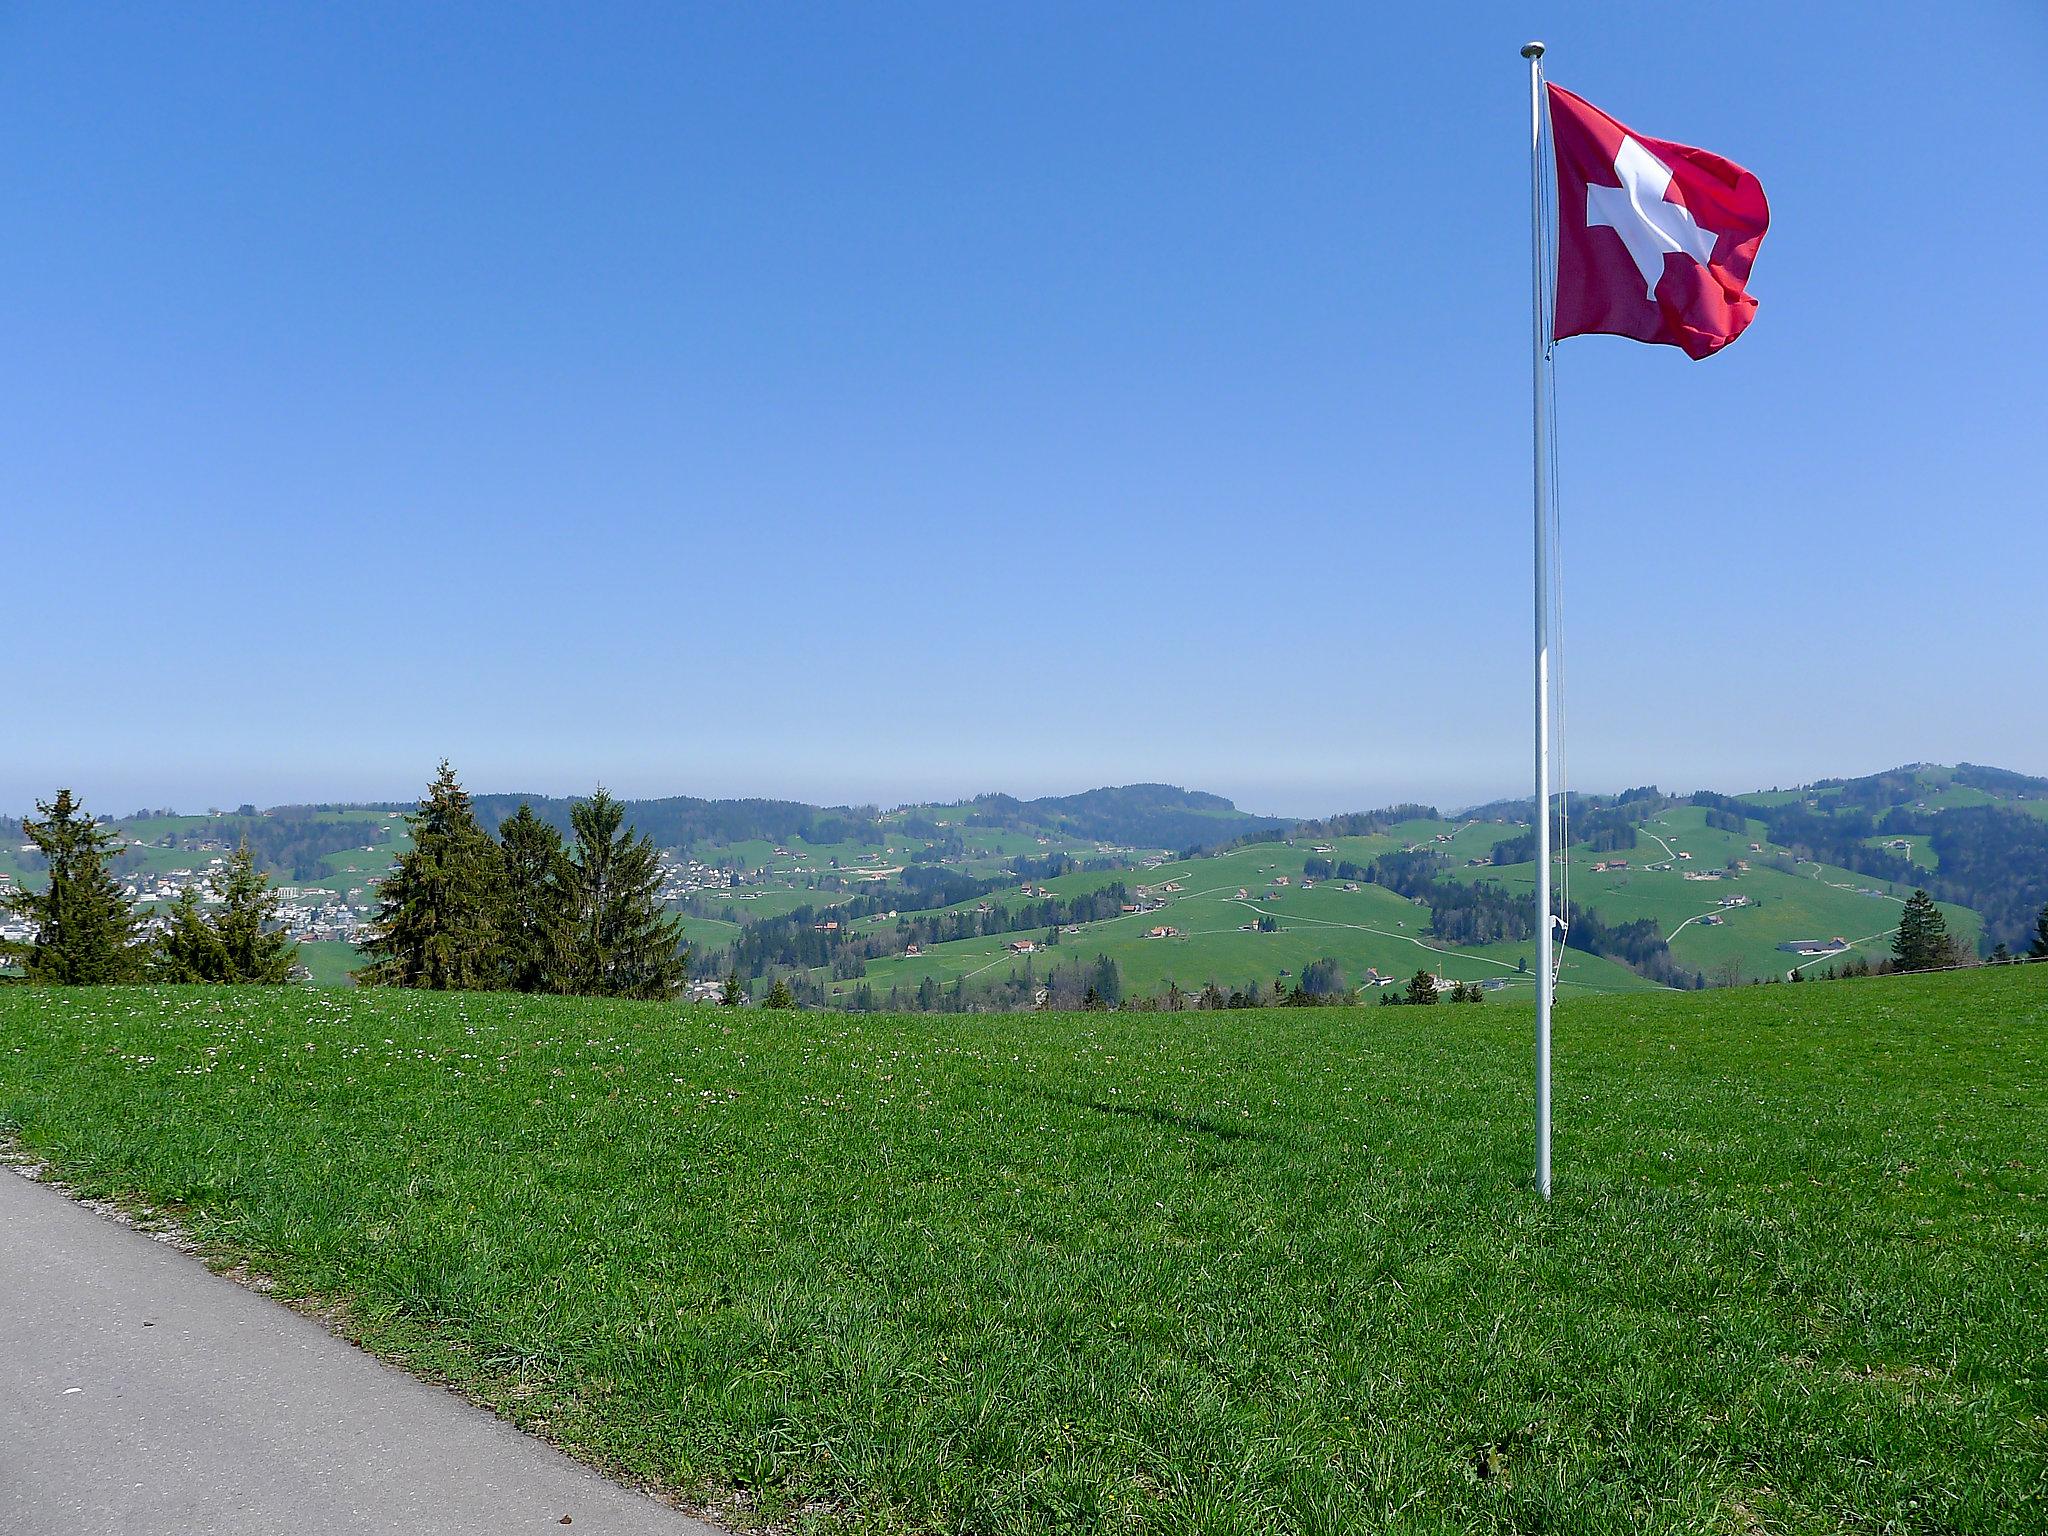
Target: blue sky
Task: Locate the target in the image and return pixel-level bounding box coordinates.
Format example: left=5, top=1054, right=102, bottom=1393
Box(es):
left=3, top=3, right=2042, bottom=818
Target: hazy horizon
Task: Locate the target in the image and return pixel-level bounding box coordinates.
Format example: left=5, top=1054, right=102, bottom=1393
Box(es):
left=8, top=748, right=2034, bottom=828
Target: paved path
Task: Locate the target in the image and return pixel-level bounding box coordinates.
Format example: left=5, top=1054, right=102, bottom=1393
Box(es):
left=0, top=1168, right=725, bottom=1536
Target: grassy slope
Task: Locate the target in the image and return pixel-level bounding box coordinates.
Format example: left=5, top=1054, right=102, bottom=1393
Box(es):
left=1475, top=806, right=1979, bottom=981
left=838, top=831, right=1652, bottom=1001
left=2, top=970, right=2042, bottom=1533
left=292, top=941, right=361, bottom=988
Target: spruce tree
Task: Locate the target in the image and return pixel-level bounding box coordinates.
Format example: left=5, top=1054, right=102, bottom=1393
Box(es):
left=720, top=970, right=744, bottom=1006
left=497, top=803, right=569, bottom=992
left=152, top=843, right=298, bottom=984
left=1891, top=889, right=1950, bottom=973
left=356, top=761, right=503, bottom=989
left=1405, top=969, right=1440, bottom=1005
left=556, top=788, right=688, bottom=999
left=2032, top=902, right=2048, bottom=961
left=763, top=976, right=795, bottom=1009
left=2, top=789, right=144, bottom=983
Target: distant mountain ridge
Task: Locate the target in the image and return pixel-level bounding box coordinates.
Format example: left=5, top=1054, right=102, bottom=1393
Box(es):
left=414, top=782, right=1287, bottom=858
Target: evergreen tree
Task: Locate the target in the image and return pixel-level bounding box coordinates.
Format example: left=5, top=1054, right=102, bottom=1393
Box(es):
left=1891, top=889, right=1950, bottom=973
left=1405, top=969, right=1440, bottom=1005
left=497, top=803, right=568, bottom=993
left=2032, top=902, right=2048, bottom=961
left=357, top=761, right=503, bottom=989
left=720, top=969, right=744, bottom=1006
left=764, top=976, right=795, bottom=1009
left=555, top=789, right=689, bottom=1000
left=152, top=843, right=297, bottom=984
left=1, top=789, right=144, bottom=983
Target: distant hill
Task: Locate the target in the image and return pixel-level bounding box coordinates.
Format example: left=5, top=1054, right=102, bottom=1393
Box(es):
left=5, top=763, right=2039, bottom=1001
left=453, top=783, right=1281, bottom=858
left=962, top=784, right=1288, bottom=853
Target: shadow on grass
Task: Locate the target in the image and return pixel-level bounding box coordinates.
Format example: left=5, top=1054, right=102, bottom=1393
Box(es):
left=1022, top=1086, right=1272, bottom=1142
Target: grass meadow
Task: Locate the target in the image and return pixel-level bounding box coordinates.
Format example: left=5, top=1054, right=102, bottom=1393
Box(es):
left=1, top=969, right=2042, bottom=1533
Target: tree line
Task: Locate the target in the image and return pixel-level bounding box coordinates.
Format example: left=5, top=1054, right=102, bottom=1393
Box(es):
left=356, top=763, right=688, bottom=998
left=2, top=790, right=298, bottom=984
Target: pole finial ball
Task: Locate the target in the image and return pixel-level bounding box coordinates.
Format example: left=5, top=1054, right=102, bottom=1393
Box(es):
left=1520, top=41, right=1546, bottom=59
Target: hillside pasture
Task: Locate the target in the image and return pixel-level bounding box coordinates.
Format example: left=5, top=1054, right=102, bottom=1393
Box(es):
left=0, top=970, right=2040, bottom=1533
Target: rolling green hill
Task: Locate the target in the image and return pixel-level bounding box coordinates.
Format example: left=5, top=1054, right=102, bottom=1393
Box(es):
left=6, top=764, right=2040, bottom=1005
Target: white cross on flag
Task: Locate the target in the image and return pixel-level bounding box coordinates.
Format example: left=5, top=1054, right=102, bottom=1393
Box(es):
left=1548, top=84, right=1769, bottom=359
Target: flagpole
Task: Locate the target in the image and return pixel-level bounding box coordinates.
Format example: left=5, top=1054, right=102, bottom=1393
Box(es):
left=1521, top=39, right=1554, bottom=1201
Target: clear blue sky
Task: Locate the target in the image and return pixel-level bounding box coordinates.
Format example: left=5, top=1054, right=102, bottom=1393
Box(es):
left=4, top=3, right=2042, bottom=818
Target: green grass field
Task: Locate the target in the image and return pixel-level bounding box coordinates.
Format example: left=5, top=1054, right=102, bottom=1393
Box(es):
left=291, top=940, right=361, bottom=987
left=2, top=969, right=2041, bottom=1533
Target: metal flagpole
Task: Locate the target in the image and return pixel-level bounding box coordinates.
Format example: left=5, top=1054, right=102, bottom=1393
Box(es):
left=1521, top=40, right=1554, bottom=1200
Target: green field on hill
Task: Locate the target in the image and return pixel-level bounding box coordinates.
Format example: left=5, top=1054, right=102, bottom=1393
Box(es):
left=7, top=764, right=2039, bottom=1004
left=3, top=969, right=2040, bottom=1533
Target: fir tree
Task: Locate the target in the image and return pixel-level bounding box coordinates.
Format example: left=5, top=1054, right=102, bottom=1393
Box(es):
left=763, top=976, right=795, bottom=1009
left=720, top=969, right=744, bottom=1006
left=357, top=761, right=503, bottom=989
left=1405, top=969, right=1440, bottom=1005
left=1891, top=889, right=1950, bottom=973
left=497, top=803, right=568, bottom=993
left=2032, top=902, right=2048, bottom=961
left=555, top=789, right=689, bottom=999
left=152, top=843, right=297, bottom=984
left=2, top=789, right=144, bottom=983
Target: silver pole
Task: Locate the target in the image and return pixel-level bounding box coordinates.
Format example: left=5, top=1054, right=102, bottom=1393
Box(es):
left=1522, top=39, right=1553, bottom=1201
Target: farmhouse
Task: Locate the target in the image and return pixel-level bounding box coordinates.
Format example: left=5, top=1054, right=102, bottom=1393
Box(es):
left=1778, top=938, right=1850, bottom=956
left=1007, top=940, right=1037, bottom=954
left=1144, top=926, right=1179, bottom=940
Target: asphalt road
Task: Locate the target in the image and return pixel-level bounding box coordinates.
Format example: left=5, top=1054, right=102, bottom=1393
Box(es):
left=0, top=1168, right=725, bottom=1536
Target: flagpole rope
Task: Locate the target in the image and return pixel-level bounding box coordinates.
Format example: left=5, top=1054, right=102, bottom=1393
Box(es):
left=1547, top=347, right=1569, bottom=981
left=1537, top=83, right=1570, bottom=982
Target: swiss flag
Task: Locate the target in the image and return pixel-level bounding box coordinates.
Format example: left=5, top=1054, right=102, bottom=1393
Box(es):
left=1549, top=84, right=1769, bottom=360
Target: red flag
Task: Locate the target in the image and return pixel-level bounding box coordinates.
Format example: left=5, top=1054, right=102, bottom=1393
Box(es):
left=1548, top=84, right=1769, bottom=359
